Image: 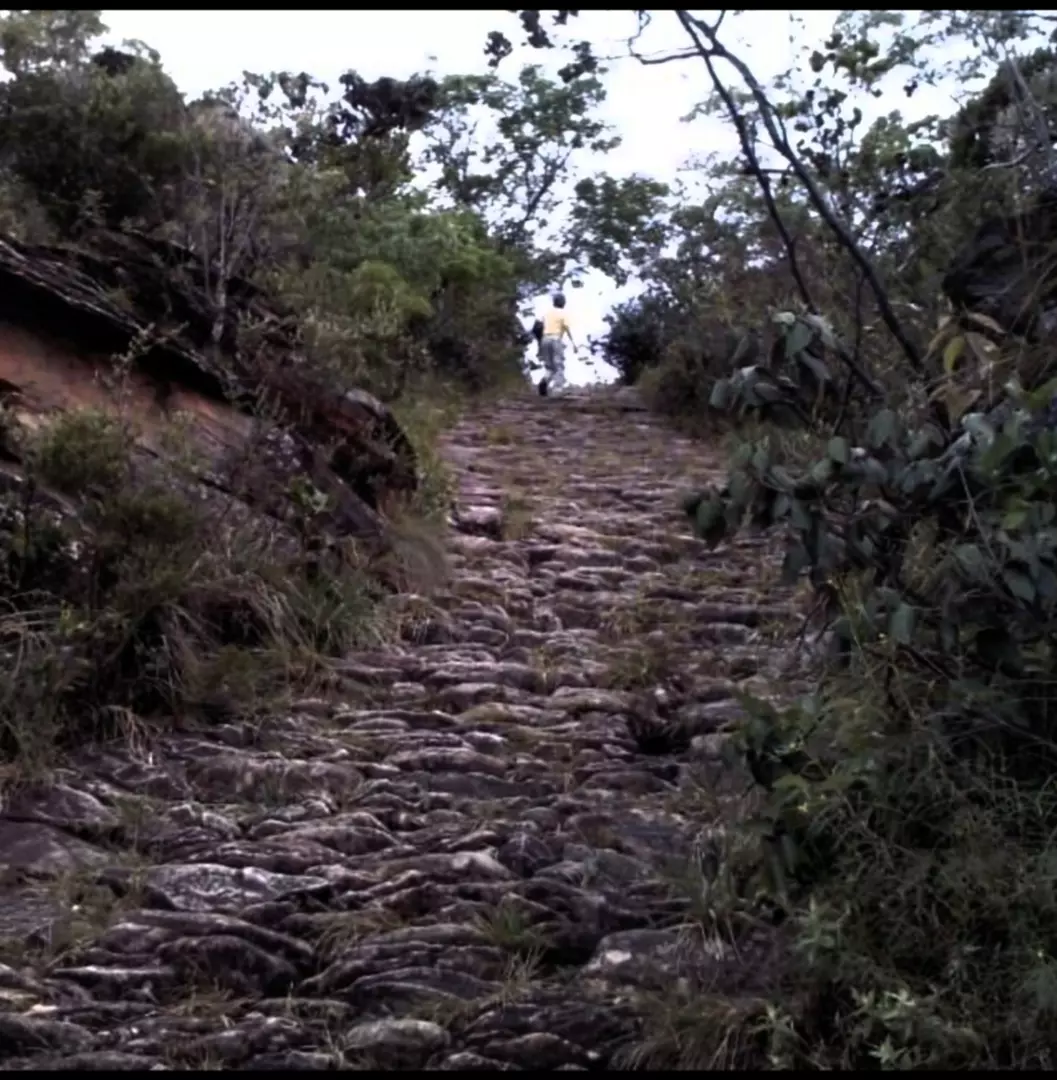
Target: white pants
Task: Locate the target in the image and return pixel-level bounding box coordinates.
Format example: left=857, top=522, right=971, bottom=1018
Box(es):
left=539, top=335, right=566, bottom=390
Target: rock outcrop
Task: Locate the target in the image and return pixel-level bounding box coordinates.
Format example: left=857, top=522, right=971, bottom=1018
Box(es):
left=0, top=228, right=416, bottom=544
left=0, top=385, right=803, bottom=1069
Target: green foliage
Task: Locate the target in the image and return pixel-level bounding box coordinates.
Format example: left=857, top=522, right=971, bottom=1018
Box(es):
left=0, top=9, right=105, bottom=75
left=0, top=408, right=382, bottom=768
left=0, top=11, right=660, bottom=397
left=425, top=64, right=670, bottom=290
left=0, top=10, right=663, bottom=773
left=0, top=13, right=190, bottom=235
left=487, top=5, right=1057, bottom=1067
left=678, top=160, right=1057, bottom=1078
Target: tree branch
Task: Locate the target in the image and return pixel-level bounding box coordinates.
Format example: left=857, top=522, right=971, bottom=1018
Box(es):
left=650, top=15, right=883, bottom=400
left=673, top=10, right=926, bottom=380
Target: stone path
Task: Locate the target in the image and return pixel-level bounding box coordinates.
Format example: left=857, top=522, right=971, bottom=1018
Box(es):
left=0, top=387, right=801, bottom=1069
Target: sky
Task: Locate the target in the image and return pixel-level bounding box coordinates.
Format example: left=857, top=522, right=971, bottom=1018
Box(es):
left=100, top=9, right=969, bottom=386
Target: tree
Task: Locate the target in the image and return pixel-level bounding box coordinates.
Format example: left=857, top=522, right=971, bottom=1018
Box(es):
left=0, top=12, right=191, bottom=236
left=0, top=9, right=105, bottom=74
left=423, top=63, right=671, bottom=290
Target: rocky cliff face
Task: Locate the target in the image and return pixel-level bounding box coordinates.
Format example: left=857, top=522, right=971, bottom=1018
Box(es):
left=0, top=227, right=417, bottom=548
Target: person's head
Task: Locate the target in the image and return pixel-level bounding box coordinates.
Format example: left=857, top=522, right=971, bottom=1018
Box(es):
left=551, top=291, right=566, bottom=309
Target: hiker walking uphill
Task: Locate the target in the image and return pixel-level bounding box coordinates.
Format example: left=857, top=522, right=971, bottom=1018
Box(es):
left=537, top=292, right=577, bottom=396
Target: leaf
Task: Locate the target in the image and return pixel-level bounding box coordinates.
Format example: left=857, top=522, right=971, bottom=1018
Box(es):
left=926, top=327, right=950, bottom=357
left=1036, top=565, right=1057, bottom=603
left=799, top=351, right=832, bottom=384
left=942, top=335, right=965, bottom=374
left=680, top=491, right=703, bottom=518
left=827, top=436, right=849, bottom=466
left=964, top=330, right=997, bottom=365
left=907, top=428, right=937, bottom=459
left=728, top=471, right=752, bottom=508
left=694, top=498, right=728, bottom=547
left=802, top=312, right=838, bottom=350
left=1003, top=570, right=1036, bottom=604
left=753, top=381, right=785, bottom=405
left=784, top=319, right=813, bottom=358
left=809, top=458, right=834, bottom=486
left=887, top=602, right=915, bottom=645
left=729, top=334, right=752, bottom=366
left=1024, top=377, right=1057, bottom=412
left=966, top=311, right=1005, bottom=335
left=867, top=409, right=898, bottom=449
left=953, top=544, right=989, bottom=582
left=790, top=499, right=813, bottom=530
left=943, top=385, right=981, bottom=422
left=856, top=456, right=889, bottom=487
left=709, top=379, right=732, bottom=410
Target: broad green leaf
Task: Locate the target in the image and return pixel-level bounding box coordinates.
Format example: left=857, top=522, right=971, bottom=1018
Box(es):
left=856, top=457, right=889, bottom=486
left=709, top=379, right=732, bottom=410
left=953, top=544, right=989, bottom=581
left=888, top=602, right=915, bottom=645
left=1003, top=570, right=1035, bottom=603
left=781, top=543, right=811, bottom=584
left=790, top=499, right=813, bottom=531
left=694, top=498, right=727, bottom=547
left=827, top=436, right=849, bottom=465
left=799, top=351, right=832, bottom=384
left=1024, top=376, right=1057, bottom=412
left=942, top=335, right=965, bottom=373
left=966, top=311, right=1005, bottom=335
left=1036, top=565, right=1057, bottom=602
left=784, top=319, right=813, bottom=358
left=942, top=384, right=981, bottom=422
left=809, top=458, right=834, bottom=486
left=964, top=330, right=997, bottom=364
left=867, top=409, right=898, bottom=449
left=729, top=334, right=752, bottom=366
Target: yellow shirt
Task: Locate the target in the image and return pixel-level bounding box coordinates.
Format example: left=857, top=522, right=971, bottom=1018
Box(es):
left=542, top=309, right=570, bottom=338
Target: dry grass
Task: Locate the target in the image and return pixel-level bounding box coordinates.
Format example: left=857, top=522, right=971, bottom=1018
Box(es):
left=473, top=899, right=548, bottom=954
left=499, top=490, right=536, bottom=540
left=0, top=860, right=149, bottom=967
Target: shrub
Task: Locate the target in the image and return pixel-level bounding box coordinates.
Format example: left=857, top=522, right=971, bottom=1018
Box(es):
left=680, top=310, right=1057, bottom=1067
left=0, top=407, right=384, bottom=770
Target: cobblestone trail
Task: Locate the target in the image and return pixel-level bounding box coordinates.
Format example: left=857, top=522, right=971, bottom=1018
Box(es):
left=0, top=387, right=802, bottom=1069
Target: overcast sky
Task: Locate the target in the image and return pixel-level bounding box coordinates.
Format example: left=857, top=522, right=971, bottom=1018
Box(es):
left=101, top=9, right=967, bottom=385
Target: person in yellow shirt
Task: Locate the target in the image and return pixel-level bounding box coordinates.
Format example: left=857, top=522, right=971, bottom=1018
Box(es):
left=538, top=292, right=577, bottom=395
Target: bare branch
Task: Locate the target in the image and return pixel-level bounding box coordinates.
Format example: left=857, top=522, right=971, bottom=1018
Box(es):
left=673, top=10, right=927, bottom=380
left=660, top=14, right=883, bottom=399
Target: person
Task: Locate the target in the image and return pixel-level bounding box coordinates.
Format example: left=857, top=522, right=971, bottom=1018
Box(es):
left=537, top=292, right=576, bottom=396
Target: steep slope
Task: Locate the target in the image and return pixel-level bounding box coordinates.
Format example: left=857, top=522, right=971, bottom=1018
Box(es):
left=0, top=386, right=802, bottom=1069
